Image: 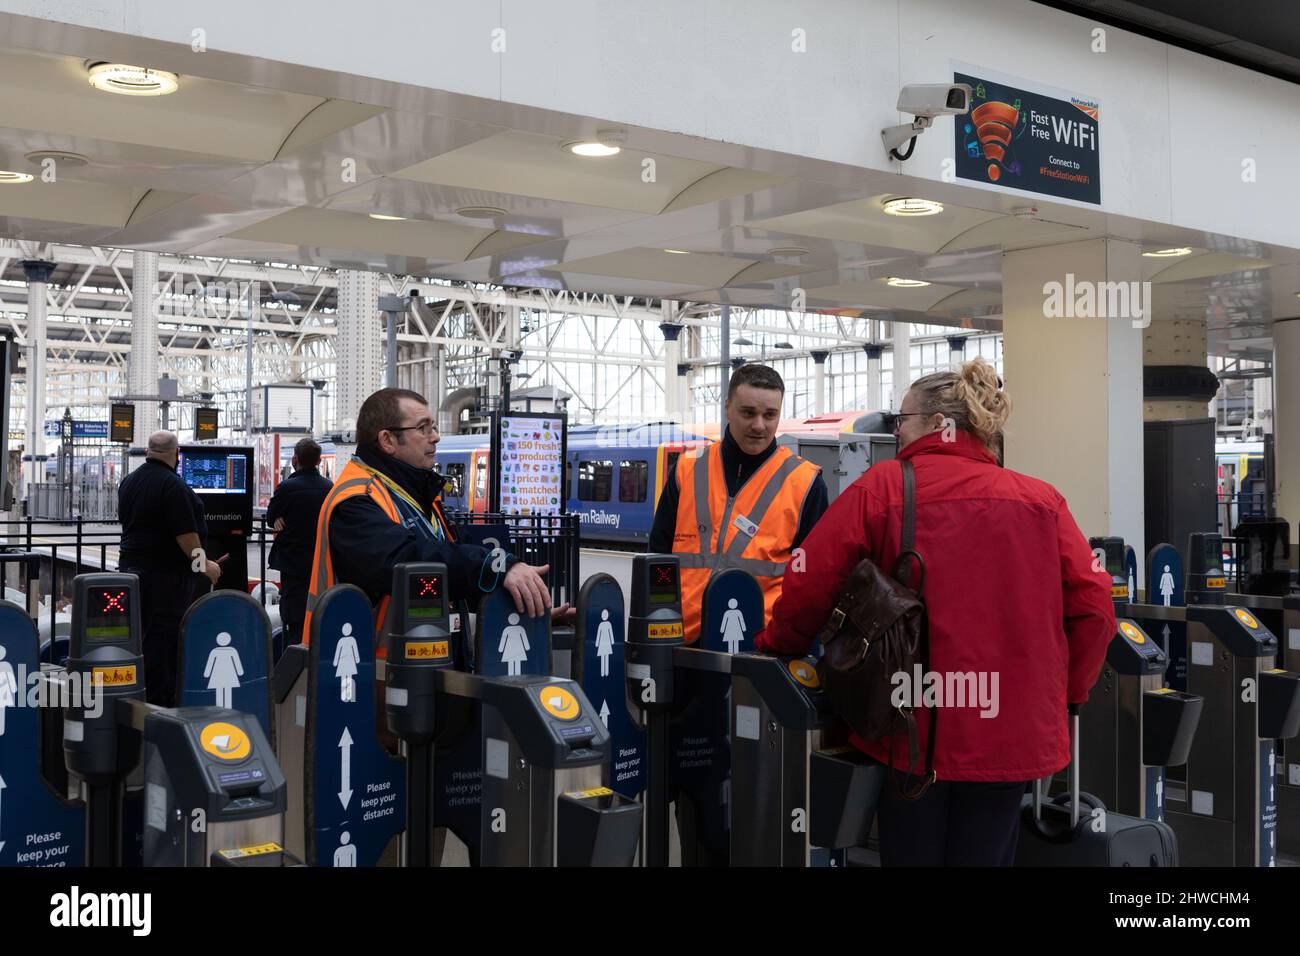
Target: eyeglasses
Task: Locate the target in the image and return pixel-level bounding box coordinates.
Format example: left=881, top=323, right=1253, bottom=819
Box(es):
left=385, top=421, right=438, bottom=437
left=887, top=412, right=927, bottom=433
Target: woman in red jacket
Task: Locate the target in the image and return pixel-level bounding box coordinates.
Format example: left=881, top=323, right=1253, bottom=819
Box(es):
left=757, top=357, right=1115, bottom=866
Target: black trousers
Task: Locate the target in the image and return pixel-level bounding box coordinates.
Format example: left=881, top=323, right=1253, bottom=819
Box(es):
left=125, top=568, right=195, bottom=708
left=878, top=776, right=1027, bottom=866
left=278, top=572, right=309, bottom=645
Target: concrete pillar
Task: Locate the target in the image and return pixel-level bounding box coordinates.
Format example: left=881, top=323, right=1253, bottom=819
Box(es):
left=659, top=320, right=683, bottom=422
left=810, top=350, right=829, bottom=417
left=864, top=344, right=884, bottom=410
left=21, top=260, right=54, bottom=488
left=891, top=321, right=911, bottom=404
left=435, top=344, right=447, bottom=411
left=1142, top=318, right=1216, bottom=422
left=947, top=335, right=967, bottom=364
left=1002, top=238, right=1146, bottom=555
left=336, top=270, right=384, bottom=431
left=677, top=363, right=691, bottom=424
left=1274, top=317, right=1300, bottom=550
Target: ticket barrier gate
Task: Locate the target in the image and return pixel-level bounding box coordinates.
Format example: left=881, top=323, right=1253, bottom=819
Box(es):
left=1081, top=538, right=1202, bottom=822
left=1122, top=534, right=1300, bottom=865
left=624, top=555, right=874, bottom=866
left=729, top=653, right=882, bottom=866
left=35, top=573, right=299, bottom=867
left=384, top=563, right=641, bottom=867
left=266, top=567, right=636, bottom=866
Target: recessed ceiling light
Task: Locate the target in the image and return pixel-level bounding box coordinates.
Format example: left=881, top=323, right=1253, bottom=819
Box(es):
left=769, top=246, right=810, bottom=257
left=564, top=141, right=621, bottom=157
left=663, top=249, right=690, bottom=255
left=456, top=205, right=508, bottom=220
left=87, top=62, right=179, bottom=96
left=0, top=170, right=35, bottom=184
left=1142, top=247, right=1193, bottom=258
left=368, top=213, right=407, bottom=221
left=883, top=197, right=944, bottom=217
left=25, top=150, right=89, bottom=168
left=885, top=276, right=931, bottom=288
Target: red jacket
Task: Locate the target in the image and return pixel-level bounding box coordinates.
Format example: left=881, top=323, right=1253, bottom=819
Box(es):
left=756, top=429, right=1115, bottom=782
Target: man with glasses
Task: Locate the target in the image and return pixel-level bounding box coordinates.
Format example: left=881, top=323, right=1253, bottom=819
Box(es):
left=304, top=387, right=555, bottom=649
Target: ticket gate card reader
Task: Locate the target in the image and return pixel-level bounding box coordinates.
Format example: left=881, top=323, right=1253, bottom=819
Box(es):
left=64, top=573, right=145, bottom=866
left=479, top=677, right=640, bottom=866
left=142, top=707, right=299, bottom=866
left=625, top=555, right=686, bottom=867
left=1185, top=532, right=1229, bottom=606
left=1078, top=618, right=1202, bottom=822
left=383, top=563, right=456, bottom=866
left=730, top=653, right=882, bottom=866
left=1089, top=537, right=1130, bottom=604
left=1163, top=601, right=1300, bottom=865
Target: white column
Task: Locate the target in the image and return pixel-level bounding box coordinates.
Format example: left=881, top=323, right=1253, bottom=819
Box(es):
left=1274, top=317, right=1300, bottom=551
left=1142, top=318, right=1212, bottom=422
left=891, top=321, right=911, bottom=404
left=864, top=344, right=883, bottom=410
left=127, top=251, right=160, bottom=446
left=336, top=270, right=384, bottom=431
left=660, top=314, right=683, bottom=422
left=810, top=350, right=828, bottom=416
left=1002, top=239, right=1145, bottom=555
left=21, top=260, right=54, bottom=488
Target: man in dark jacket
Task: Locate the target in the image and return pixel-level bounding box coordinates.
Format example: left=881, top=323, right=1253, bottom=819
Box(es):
left=117, top=430, right=222, bottom=706
left=266, top=437, right=332, bottom=644
left=306, top=389, right=558, bottom=644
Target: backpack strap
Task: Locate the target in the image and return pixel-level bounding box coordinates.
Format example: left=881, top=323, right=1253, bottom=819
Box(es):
left=892, top=457, right=936, bottom=801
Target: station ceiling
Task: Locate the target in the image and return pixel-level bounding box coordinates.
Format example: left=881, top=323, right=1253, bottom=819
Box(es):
left=0, top=23, right=1294, bottom=365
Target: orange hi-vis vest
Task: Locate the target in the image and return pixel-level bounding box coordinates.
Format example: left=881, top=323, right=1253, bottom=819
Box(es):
left=302, top=457, right=455, bottom=656
left=671, top=441, right=820, bottom=644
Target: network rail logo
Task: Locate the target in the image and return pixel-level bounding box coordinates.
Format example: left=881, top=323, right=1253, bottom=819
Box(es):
left=1042, top=273, right=1151, bottom=328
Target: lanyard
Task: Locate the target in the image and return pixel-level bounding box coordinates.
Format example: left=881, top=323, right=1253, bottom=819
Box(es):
left=351, top=458, right=445, bottom=541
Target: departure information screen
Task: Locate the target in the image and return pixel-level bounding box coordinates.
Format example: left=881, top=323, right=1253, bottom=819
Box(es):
left=84, top=587, right=131, bottom=640
left=406, top=572, right=444, bottom=618
left=648, top=563, right=680, bottom=604
left=179, top=450, right=248, bottom=495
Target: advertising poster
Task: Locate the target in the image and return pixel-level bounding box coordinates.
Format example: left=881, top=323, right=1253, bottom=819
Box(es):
left=492, top=412, right=566, bottom=516
left=953, top=65, right=1100, bottom=205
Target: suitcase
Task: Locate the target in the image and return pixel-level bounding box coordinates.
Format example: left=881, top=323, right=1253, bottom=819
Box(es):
left=1015, top=709, right=1178, bottom=867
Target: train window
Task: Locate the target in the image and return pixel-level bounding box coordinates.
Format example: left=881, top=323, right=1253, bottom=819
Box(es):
left=618, top=460, right=648, bottom=502
left=577, top=459, right=613, bottom=501
left=443, top=462, right=465, bottom=497
left=474, top=457, right=488, bottom=499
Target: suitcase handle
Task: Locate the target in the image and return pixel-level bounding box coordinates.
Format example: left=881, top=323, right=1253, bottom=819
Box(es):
left=1033, top=706, right=1081, bottom=828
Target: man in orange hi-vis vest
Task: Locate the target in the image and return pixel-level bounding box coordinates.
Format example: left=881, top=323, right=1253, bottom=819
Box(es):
left=303, top=388, right=562, bottom=646
left=648, top=363, right=829, bottom=645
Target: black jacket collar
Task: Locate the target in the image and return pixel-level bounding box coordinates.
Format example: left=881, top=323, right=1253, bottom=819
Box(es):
left=721, top=425, right=777, bottom=469
left=357, top=443, right=435, bottom=514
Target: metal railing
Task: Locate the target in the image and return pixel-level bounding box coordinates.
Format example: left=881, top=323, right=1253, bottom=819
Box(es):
left=1, top=510, right=582, bottom=637
left=26, top=482, right=120, bottom=521
left=1, top=516, right=124, bottom=639
left=447, top=511, right=582, bottom=607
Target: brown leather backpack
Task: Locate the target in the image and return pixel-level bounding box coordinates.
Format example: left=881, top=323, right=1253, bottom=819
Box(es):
left=814, top=458, right=935, bottom=799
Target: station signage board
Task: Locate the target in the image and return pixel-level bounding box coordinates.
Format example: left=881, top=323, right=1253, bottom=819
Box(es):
left=490, top=411, right=567, bottom=516
left=953, top=63, right=1101, bottom=205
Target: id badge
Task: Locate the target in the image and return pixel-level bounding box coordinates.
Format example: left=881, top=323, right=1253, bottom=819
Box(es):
left=732, top=513, right=759, bottom=539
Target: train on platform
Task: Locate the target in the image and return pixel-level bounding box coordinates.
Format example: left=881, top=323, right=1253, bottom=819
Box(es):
left=434, top=411, right=890, bottom=547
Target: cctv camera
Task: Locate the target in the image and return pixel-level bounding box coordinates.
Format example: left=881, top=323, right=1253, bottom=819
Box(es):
left=897, top=83, right=971, bottom=118
left=881, top=82, right=972, bottom=161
